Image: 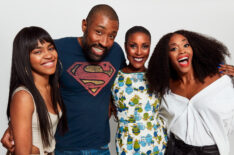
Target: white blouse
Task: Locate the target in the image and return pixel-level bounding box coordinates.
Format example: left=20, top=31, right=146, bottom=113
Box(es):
left=160, top=75, right=234, bottom=155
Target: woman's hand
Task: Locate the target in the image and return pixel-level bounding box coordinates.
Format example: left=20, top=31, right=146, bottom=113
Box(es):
left=219, top=64, right=234, bottom=76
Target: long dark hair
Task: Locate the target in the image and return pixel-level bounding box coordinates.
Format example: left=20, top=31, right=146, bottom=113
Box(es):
left=7, top=26, right=67, bottom=147
left=146, top=29, right=230, bottom=96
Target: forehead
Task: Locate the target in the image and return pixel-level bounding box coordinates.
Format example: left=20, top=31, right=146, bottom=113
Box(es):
left=36, top=40, right=52, bottom=47
left=128, top=32, right=150, bottom=40
left=88, top=13, right=119, bottom=31
left=169, top=34, right=188, bottom=44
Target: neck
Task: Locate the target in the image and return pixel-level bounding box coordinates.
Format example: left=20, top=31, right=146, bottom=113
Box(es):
left=122, top=65, right=146, bottom=73
left=177, top=69, right=196, bottom=85
left=32, top=72, right=50, bottom=90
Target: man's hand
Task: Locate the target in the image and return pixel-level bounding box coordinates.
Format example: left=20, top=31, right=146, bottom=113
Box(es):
left=1, top=127, right=15, bottom=152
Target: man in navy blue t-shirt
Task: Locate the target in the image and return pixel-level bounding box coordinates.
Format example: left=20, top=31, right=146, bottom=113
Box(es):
left=53, top=4, right=126, bottom=155
left=1, top=4, right=126, bottom=155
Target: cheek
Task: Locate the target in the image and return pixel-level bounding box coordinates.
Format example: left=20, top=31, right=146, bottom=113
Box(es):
left=126, top=47, right=136, bottom=57
left=53, top=51, right=58, bottom=59
left=168, top=53, right=177, bottom=64
left=54, top=52, right=58, bottom=65
left=29, top=56, right=40, bottom=71
left=30, top=55, right=40, bottom=66
left=107, top=40, right=115, bottom=49
left=143, top=49, right=150, bottom=58
left=89, top=31, right=99, bottom=42
left=189, top=48, right=193, bottom=58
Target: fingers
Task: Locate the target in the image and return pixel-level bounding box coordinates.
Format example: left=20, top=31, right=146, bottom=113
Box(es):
left=218, top=64, right=234, bottom=76
left=1, top=128, right=15, bottom=152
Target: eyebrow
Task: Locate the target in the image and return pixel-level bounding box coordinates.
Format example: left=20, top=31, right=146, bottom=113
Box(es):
left=169, top=39, right=187, bottom=46
left=97, top=25, right=106, bottom=29
left=34, top=46, right=41, bottom=49
left=97, top=25, right=118, bottom=34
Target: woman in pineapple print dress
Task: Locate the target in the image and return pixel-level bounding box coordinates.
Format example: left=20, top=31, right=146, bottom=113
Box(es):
left=111, top=26, right=167, bottom=155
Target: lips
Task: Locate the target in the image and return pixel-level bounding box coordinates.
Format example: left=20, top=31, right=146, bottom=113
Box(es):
left=92, top=47, right=105, bottom=56
left=132, top=57, right=146, bottom=63
left=134, top=57, right=143, bottom=62
left=177, top=55, right=189, bottom=67
left=41, top=60, right=56, bottom=68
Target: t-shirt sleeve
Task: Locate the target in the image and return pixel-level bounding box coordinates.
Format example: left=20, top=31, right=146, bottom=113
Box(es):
left=120, top=53, right=127, bottom=69
left=115, top=42, right=126, bottom=69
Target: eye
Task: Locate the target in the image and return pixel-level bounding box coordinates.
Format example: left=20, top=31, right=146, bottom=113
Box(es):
left=109, top=34, right=116, bottom=40
left=169, top=47, right=177, bottom=51
left=129, top=44, right=137, bottom=48
left=142, top=45, right=149, bottom=49
left=48, top=46, right=55, bottom=51
left=184, top=43, right=190, bottom=48
left=32, top=50, right=41, bottom=54
left=96, top=30, right=102, bottom=35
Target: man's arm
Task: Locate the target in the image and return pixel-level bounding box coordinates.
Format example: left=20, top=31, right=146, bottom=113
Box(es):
left=1, top=127, right=15, bottom=152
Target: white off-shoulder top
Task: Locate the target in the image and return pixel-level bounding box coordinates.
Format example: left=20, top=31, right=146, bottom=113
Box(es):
left=160, top=75, right=234, bottom=155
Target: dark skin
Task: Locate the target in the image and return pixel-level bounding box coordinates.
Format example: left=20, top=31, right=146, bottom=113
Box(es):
left=219, top=64, right=234, bottom=76
left=78, top=13, right=118, bottom=62
left=168, top=34, right=229, bottom=100
left=170, top=74, right=220, bottom=100
left=2, top=15, right=234, bottom=154
left=1, top=12, right=119, bottom=153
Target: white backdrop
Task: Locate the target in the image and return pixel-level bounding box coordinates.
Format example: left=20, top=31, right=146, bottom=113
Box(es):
left=0, top=0, right=234, bottom=154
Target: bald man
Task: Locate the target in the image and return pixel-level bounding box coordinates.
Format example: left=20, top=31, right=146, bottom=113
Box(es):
left=53, top=4, right=125, bottom=155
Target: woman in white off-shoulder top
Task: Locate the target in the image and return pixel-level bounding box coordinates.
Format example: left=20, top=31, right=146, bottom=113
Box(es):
left=146, top=30, right=234, bottom=155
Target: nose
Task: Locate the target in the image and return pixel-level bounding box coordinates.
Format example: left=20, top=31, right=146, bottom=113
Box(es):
left=99, top=35, right=109, bottom=48
left=136, top=47, right=141, bottom=56
left=44, top=50, right=53, bottom=59
left=179, top=46, right=186, bottom=54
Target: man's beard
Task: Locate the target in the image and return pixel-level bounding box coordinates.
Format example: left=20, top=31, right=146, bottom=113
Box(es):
left=82, top=38, right=109, bottom=62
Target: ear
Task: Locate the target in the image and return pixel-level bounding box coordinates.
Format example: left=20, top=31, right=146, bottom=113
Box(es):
left=82, top=19, right=87, bottom=33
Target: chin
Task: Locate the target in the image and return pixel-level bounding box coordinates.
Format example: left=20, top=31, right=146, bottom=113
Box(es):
left=44, top=69, right=56, bottom=75
left=178, top=69, right=190, bottom=75
left=90, top=56, right=103, bottom=62
left=86, top=52, right=103, bottom=62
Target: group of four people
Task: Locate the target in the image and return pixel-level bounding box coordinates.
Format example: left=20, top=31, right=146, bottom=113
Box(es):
left=1, top=4, right=234, bottom=155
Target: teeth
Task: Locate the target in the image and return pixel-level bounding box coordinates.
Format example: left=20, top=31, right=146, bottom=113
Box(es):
left=93, top=47, right=103, bottom=53
left=178, top=57, right=188, bottom=62
left=180, top=61, right=188, bottom=64
left=42, top=62, right=54, bottom=67
left=134, top=58, right=143, bottom=62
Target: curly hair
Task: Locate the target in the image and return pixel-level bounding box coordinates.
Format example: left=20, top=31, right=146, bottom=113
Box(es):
left=146, top=29, right=230, bottom=96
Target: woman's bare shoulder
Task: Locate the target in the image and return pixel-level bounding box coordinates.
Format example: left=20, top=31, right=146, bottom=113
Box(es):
left=10, top=89, right=34, bottom=114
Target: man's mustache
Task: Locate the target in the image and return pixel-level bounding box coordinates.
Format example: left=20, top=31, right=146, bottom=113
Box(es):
left=91, top=44, right=108, bottom=52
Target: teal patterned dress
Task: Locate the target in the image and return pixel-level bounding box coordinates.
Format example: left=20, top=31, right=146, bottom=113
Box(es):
left=112, top=71, right=167, bottom=155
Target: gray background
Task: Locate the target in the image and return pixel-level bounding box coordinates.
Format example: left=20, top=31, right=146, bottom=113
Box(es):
left=1, top=0, right=234, bottom=154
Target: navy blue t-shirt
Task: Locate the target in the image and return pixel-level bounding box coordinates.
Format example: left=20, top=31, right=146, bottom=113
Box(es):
left=54, top=37, right=126, bottom=150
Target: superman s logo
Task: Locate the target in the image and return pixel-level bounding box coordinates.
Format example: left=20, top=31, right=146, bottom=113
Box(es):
left=67, top=62, right=116, bottom=96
